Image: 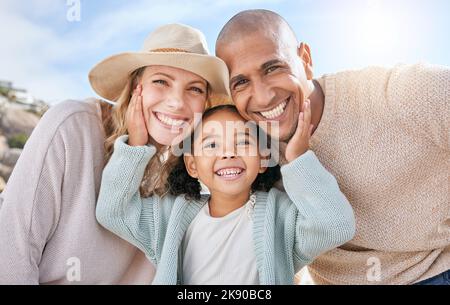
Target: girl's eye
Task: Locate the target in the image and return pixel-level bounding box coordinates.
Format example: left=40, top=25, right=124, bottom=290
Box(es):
left=233, top=79, right=249, bottom=90
left=237, top=139, right=250, bottom=146
left=153, top=79, right=168, bottom=85
left=203, top=142, right=217, bottom=149
left=189, top=87, right=205, bottom=94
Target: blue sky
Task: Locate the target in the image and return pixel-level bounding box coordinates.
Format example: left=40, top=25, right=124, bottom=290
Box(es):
left=1, top=0, right=449, bottom=104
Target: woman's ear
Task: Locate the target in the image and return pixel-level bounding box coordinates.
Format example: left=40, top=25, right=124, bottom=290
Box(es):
left=183, top=154, right=199, bottom=178
left=298, top=42, right=314, bottom=80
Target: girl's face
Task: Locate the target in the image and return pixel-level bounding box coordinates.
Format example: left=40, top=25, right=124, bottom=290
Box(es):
left=184, top=110, right=267, bottom=197
left=139, top=65, right=208, bottom=146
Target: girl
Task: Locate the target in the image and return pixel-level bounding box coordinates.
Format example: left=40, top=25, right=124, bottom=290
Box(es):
left=0, top=23, right=229, bottom=284
left=96, top=101, right=356, bottom=285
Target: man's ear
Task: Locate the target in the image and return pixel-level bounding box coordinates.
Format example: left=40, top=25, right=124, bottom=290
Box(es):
left=298, top=42, right=314, bottom=80
left=183, top=154, right=199, bottom=178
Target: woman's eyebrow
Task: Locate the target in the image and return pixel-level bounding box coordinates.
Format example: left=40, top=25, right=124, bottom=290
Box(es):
left=187, top=80, right=207, bottom=86
left=151, top=72, right=174, bottom=80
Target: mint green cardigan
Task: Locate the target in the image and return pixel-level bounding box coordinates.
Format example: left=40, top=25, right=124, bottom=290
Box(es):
left=96, top=136, right=356, bottom=285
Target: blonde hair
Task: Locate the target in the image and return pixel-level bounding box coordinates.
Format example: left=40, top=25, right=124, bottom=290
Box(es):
left=102, top=67, right=211, bottom=198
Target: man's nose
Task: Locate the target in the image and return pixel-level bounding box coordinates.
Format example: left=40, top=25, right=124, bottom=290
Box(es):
left=251, top=79, right=276, bottom=108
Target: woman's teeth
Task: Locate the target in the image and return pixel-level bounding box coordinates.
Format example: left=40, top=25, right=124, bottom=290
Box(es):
left=215, top=168, right=244, bottom=177
left=155, top=112, right=185, bottom=127
left=260, top=99, right=288, bottom=119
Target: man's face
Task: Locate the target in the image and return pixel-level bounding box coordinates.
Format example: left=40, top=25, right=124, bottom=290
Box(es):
left=217, top=32, right=311, bottom=142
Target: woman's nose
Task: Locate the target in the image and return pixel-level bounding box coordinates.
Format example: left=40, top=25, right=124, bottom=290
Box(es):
left=166, top=97, right=183, bottom=110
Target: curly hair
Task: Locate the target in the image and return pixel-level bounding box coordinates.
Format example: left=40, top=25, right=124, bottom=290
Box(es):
left=167, top=105, right=281, bottom=200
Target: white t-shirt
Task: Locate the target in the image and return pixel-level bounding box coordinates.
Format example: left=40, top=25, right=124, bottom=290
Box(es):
left=182, top=199, right=259, bottom=285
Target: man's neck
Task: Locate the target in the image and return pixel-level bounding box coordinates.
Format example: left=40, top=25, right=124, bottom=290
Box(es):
left=309, top=79, right=325, bottom=134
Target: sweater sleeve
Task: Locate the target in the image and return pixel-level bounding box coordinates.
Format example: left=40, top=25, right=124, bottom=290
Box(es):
left=388, top=63, right=450, bottom=151
left=95, top=135, right=171, bottom=263
left=281, top=151, right=356, bottom=270
left=0, top=101, right=80, bottom=284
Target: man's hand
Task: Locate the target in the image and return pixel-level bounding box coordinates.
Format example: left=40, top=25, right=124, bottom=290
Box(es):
left=284, top=99, right=313, bottom=163
left=126, top=85, right=149, bottom=146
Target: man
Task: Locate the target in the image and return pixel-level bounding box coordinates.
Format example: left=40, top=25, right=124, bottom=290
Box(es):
left=215, top=9, right=449, bottom=284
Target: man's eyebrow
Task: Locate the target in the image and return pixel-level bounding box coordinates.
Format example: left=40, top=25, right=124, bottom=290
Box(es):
left=261, top=59, right=283, bottom=71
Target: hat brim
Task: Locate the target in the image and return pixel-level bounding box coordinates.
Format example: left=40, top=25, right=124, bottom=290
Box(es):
left=88, top=52, right=230, bottom=102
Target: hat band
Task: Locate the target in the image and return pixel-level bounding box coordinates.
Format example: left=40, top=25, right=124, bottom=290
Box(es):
left=150, top=48, right=190, bottom=53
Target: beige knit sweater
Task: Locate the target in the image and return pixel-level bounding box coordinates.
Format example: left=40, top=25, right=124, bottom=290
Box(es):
left=308, top=63, right=449, bottom=284
left=0, top=99, right=156, bottom=284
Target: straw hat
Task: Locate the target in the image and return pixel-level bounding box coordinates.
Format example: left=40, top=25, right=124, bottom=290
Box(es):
left=89, top=23, right=230, bottom=102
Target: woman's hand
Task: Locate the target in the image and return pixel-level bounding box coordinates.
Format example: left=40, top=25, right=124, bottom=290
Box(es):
left=284, top=99, right=313, bottom=163
left=126, top=85, right=149, bottom=146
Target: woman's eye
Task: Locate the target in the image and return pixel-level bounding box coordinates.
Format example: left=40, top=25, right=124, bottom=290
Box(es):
left=189, top=87, right=205, bottom=94
left=153, top=79, right=168, bottom=85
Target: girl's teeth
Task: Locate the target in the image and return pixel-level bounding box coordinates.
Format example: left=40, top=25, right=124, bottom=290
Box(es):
left=260, top=100, right=288, bottom=119
left=156, top=113, right=184, bottom=127
left=217, top=168, right=243, bottom=176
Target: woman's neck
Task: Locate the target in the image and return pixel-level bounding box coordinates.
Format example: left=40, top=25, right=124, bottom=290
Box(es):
left=208, top=190, right=252, bottom=218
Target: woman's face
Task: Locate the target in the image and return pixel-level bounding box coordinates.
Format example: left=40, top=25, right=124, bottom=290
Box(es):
left=139, top=65, right=208, bottom=146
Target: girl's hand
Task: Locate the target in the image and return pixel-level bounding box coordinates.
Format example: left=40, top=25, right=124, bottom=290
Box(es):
left=126, top=85, right=149, bottom=146
left=284, top=99, right=313, bottom=163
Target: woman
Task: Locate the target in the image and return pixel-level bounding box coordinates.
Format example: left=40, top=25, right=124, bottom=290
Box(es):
left=0, top=23, right=229, bottom=284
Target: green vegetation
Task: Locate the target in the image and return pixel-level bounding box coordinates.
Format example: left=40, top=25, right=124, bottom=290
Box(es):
left=8, top=133, right=29, bottom=149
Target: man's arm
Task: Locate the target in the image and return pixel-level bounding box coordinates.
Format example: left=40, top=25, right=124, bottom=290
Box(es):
left=389, top=63, right=449, bottom=150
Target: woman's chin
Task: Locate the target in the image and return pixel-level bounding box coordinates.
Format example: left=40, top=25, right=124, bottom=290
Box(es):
left=149, top=133, right=181, bottom=147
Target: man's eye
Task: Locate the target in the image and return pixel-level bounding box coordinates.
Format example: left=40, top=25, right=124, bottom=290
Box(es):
left=153, top=79, right=168, bottom=85
left=266, top=66, right=280, bottom=74
left=233, top=79, right=248, bottom=90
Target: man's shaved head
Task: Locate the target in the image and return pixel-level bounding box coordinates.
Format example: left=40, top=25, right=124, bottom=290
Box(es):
left=216, top=9, right=298, bottom=55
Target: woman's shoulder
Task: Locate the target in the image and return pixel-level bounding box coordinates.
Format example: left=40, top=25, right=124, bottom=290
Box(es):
left=44, top=98, right=102, bottom=122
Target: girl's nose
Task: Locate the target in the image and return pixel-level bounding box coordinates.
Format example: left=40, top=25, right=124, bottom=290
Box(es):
left=221, top=144, right=237, bottom=159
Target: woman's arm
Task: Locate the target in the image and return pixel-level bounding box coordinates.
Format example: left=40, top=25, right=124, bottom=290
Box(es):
left=281, top=151, right=356, bottom=271
left=95, top=135, right=170, bottom=263
left=0, top=100, right=98, bottom=284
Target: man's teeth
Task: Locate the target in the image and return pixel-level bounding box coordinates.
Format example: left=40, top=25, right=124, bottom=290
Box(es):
left=216, top=168, right=244, bottom=177
left=156, top=112, right=185, bottom=127
left=260, top=100, right=288, bottom=119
